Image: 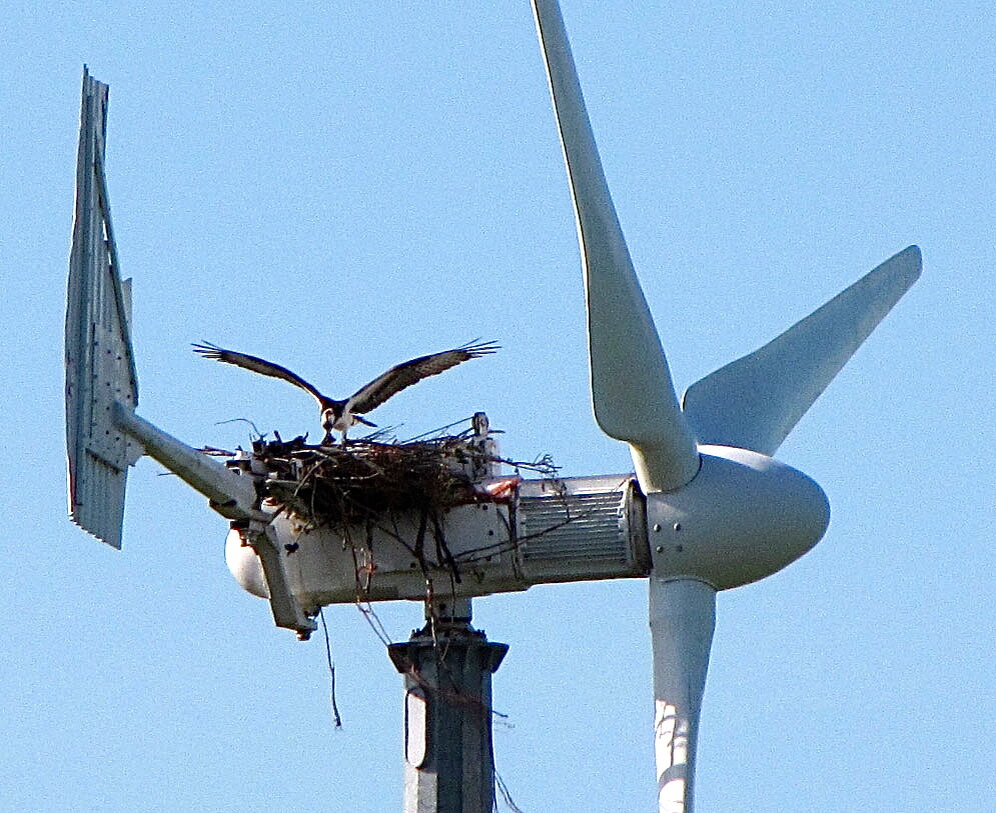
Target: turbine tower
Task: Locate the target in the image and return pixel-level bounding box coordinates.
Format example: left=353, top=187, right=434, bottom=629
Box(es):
left=531, top=1, right=920, bottom=809
left=66, top=3, right=921, bottom=809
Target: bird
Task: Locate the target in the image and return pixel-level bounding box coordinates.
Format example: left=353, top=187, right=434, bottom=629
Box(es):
left=192, top=339, right=499, bottom=444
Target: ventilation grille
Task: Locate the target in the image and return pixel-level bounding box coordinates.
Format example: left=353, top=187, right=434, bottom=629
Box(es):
left=517, top=481, right=645, bottom=580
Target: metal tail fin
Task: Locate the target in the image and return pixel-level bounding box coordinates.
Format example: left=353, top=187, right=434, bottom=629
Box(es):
left=66, top=68, right=141, bottom=548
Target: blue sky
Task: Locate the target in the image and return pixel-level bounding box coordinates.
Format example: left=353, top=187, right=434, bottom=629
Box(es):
left=3, top=2, right=994, bottom=810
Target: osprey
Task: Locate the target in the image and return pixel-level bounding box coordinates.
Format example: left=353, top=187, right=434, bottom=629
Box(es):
left=192, top=340, right=498, bottom=443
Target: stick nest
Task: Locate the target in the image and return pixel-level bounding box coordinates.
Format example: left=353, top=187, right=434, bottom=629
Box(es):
left=246, top=433, right=500, bottom=528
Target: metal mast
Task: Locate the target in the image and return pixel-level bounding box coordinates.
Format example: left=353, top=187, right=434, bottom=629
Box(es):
left=388, top=599, right=507, bottom=813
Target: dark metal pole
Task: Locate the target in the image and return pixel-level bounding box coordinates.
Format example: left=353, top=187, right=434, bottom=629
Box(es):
left=388, top=599, right=507, bottom=813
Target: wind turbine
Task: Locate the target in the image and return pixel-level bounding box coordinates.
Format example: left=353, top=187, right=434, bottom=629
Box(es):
left=66, top=1, right=921, bottom=808
left=530, top=0, right=920, bottom=809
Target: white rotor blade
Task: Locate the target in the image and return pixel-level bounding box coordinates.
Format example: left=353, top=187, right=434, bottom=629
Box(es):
left=650, top=577, right=716, bottom=813
left=682, top=246, right=922, bottom=456
left=532, top=0, right=699, bottom=492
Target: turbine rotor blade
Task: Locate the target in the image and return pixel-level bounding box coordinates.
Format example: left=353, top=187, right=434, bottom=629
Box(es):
left=682, top=246, right=922, bottom=456
left=649, top=577, right=716, bottom=813
left=532, top=0, right=699, bottom=492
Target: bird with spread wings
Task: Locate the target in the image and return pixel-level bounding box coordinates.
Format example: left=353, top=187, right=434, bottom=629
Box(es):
left=192, top=340, right=498, bottom=444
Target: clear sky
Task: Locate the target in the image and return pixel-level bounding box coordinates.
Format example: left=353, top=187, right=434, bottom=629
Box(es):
left=3, top=1, right=994, bottom=811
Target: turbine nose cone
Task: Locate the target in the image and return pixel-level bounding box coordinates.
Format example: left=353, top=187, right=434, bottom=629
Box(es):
left=646, top=446, right=830, bottom=590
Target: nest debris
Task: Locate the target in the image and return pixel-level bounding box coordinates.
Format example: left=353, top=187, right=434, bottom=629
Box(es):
left=242, top=431, right=508, bottom=529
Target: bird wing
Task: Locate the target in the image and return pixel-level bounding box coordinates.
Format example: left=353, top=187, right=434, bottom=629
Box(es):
left=346, top=340, right=499, bottom=415
left=192, top=342, right=330, bottom=407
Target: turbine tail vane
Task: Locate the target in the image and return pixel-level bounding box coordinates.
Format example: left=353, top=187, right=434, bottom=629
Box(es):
left=532, top=0, right=699, bottom=493
left=682, top=246, right=922, bottom=456
left=65, top=68, right=141, bottom=548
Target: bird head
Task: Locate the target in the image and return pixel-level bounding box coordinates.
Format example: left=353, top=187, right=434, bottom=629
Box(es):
left=320, top=407, right=336, bottom=433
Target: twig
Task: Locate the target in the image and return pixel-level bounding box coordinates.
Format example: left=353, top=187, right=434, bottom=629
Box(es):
left=318, top=608, right=343, bottom=728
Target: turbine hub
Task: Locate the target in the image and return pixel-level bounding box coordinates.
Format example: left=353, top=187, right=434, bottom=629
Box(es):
left=645, top=445, right=830, bottom=590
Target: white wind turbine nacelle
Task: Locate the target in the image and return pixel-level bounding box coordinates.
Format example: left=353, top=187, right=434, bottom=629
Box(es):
left=531, top=1, right=921, bottom=810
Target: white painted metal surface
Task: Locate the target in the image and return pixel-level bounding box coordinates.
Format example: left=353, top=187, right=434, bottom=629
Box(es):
left=532, top=0, right=699, bottom=494
left=112, top=404, right=315, bottom=634
left=649, top=579, right=715, bottom=813
left=225, top=528, right=270, bottom=598
left=66, top=69, right=141, bottom=548
left=682, top=246, right=922, bottom=455
left=111, top=404, right=258, bottom=519
left=222, top=447, right=827, bottom=607
left=530, top=2, right=921, bottom=809
left=646, top=446, right=829, bottom=590
left=224, top=473, right=649, bottom=610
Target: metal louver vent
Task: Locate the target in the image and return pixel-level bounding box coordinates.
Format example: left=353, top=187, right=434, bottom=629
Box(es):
left=516, top=475, right=648, bottom=582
